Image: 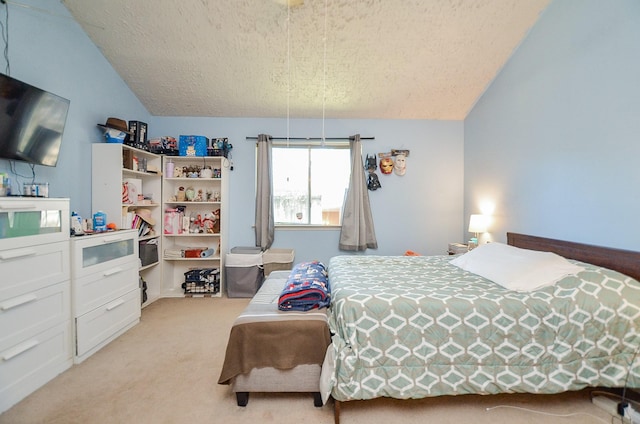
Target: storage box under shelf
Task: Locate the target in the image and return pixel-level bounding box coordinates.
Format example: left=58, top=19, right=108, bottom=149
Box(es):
left=182, top=268, right=220, bottom=296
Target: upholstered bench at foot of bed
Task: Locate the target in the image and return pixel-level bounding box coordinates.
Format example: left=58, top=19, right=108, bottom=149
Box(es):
left=232, top=364, right=323, bottom=407
left=218, top=270, right=330, bottom=407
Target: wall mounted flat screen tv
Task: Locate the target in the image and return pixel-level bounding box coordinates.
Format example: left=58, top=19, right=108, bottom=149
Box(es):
left=0, top=73, right=70, bottom=167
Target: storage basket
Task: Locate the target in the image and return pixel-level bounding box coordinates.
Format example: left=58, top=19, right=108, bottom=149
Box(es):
left=182, top=268, right=220, bottom=296
left=139, top=238, right=158, bottom=267
left=262, top=248, right=295, bottom=277
left=225, top=248, right=264, bottom=298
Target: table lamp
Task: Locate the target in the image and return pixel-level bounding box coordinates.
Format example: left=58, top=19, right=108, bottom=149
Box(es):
left=468, top=214, right=488, bottom=248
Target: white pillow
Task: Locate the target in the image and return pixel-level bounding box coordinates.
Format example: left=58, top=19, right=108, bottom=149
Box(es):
left=449, top=242, right=584, bottom=291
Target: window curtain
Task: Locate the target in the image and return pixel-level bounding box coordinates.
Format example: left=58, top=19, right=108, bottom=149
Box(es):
left=255, top=134, right=274, bottom=249
left=339, top=134, right=378, bottom=251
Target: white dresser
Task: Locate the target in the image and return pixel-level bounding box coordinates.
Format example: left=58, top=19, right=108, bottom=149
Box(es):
left=0, top=198, right=72, bottom=413
left=71, top=229, right=140, bottom=363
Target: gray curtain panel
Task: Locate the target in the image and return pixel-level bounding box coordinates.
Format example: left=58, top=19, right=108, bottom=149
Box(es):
left=339, top=134, right=378, bottom=251
left=255, top=134, right=274, bottom=249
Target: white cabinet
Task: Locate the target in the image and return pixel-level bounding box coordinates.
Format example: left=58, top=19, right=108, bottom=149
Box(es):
left=0, top=198, right=72, bottom=413
left=161, top=155, right=228, bottom=297
left=71, top=229, right=140, bottom=363
left=92, top=143, right=162, bottom=306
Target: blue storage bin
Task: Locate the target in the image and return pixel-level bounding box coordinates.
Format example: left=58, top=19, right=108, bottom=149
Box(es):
left=179, top=135, right=208, bottom=156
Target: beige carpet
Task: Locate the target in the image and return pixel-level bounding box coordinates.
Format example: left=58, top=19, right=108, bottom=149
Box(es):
left=0, top=297, right=617, bottom=424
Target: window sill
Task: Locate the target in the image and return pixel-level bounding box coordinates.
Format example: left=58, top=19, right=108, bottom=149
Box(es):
left=275, top=225, right=341, bottom=231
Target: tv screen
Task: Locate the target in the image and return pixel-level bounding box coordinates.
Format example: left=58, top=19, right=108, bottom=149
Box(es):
left=0, top=73, right=70, bottom=167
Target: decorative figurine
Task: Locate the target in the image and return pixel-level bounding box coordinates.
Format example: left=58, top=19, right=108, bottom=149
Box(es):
left=200, top=166, right=213, bottom=178
left=212, top=209, right=221, bottom=234
left=202, top=212, right=216, bottom=233
left=185, top=186, right=195, bottom=201
left=176, top=186, right=186, bottom=201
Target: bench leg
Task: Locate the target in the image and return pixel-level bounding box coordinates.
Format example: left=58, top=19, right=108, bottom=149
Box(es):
left=236, top=392, right=249, bottom=406
left=313, top=392, right=322, bottom=407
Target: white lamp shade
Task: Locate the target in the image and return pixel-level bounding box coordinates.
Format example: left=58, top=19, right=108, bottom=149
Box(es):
left=468, top=214, right=488, bottom=233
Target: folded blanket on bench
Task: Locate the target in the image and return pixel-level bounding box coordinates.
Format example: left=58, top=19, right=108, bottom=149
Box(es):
left=278, top=261, right=330, bottom=312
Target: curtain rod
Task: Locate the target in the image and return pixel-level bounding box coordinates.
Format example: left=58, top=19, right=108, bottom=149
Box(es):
left=245, top=136, right=374, bottom=141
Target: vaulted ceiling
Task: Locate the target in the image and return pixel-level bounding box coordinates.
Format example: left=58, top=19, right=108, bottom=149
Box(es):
left=62, top=0, right=550, bottom=120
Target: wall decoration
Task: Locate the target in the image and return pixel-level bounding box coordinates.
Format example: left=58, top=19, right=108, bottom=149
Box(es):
left=365, top=154, right=381, bottom=191
left=392, top=150, right=409, bottom=176
left=393, top=154, right=406, bottom=176
left=379, top=154, right=394, bottom=174
left=378, top=150, right=410, bottom=176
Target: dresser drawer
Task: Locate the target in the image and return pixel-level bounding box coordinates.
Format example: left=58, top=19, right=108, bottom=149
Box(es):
left=0, top=241, right=69, bottom=302
left=0, top=198, right=70, bottom=251
left=73, top=261, right=138, bottom=316
left=0, top=320, right=72, bottom=413
left=75, top=289, right=140, bottom=358
left=71, top=230, right=138, bottom=279
left=0, top=282, right=70, bottom=352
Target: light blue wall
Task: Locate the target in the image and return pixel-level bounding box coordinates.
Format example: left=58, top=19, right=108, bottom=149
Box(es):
left=12, top=0, right=638, bottom=261
left=151, top=118, right=464, bottom=264
left=1, top=0, right=464, bottom=264
left=465, top=0, right=640, bottom=251
left=0, top=0, right=151, bottom=216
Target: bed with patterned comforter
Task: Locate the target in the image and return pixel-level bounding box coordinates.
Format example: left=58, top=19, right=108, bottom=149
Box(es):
left=322, top=254, right=640, bottom=402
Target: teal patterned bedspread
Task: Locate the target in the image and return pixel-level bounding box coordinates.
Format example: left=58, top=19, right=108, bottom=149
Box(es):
left=327, top=255, right=640, bottom=401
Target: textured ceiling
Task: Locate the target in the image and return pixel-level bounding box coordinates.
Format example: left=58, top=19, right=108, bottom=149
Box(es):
left=62, top=0, right=550, bottom=120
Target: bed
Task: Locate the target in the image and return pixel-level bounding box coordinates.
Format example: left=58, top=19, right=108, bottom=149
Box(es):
left=321, top=233, right=640, bottom=423
left=218, top=270, right=331, bottom=406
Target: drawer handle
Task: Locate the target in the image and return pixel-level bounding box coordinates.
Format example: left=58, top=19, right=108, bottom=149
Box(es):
left=2, top=339, right=39, bottom=361
left=103, top=267, right=124, bottom=277
left=1, top=293, right=38, bottom=311
left=106, top=299, right=125, bottom=311
left=102, top=236, right=126, bottom=243
left=0, top=249, right=37, bottom=260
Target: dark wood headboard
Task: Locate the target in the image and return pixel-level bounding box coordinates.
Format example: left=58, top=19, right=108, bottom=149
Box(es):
left=507, top=232, right=640, bottom=282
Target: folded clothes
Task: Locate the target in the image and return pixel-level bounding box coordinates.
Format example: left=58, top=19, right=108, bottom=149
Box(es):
left=278, top=261, right=330, bottom=312
left=164, top=249, right=184, bottom=259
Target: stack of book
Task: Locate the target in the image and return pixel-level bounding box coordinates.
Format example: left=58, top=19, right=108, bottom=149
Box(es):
left=131, top=213, right=153, bottom=237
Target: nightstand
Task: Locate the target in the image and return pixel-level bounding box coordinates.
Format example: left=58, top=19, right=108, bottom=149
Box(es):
left=448, top=243, right=468, bottom=255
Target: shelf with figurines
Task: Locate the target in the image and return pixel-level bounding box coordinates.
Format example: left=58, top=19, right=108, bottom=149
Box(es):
left=162, top=205, right=221, bottom=263
left=161, top=153, right=227, bottom=297
left=163, top=206, right=220, bottom=237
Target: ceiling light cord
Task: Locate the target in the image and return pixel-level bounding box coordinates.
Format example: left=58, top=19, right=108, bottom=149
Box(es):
left=321, top=0, right=328, bottom=146
left=286, top=2, right=290, bottom=148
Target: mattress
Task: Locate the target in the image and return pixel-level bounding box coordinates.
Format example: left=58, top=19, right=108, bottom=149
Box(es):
left=323, top=255, right=640, bottom=402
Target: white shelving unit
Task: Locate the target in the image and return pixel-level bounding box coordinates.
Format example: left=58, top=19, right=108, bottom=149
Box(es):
left=92, top=143, right=162, bottom=306
left=161, top=155, right=228, bottom=297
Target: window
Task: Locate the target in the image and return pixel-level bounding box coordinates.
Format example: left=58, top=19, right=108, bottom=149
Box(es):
left=272, top=143, right=351, bottom=226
